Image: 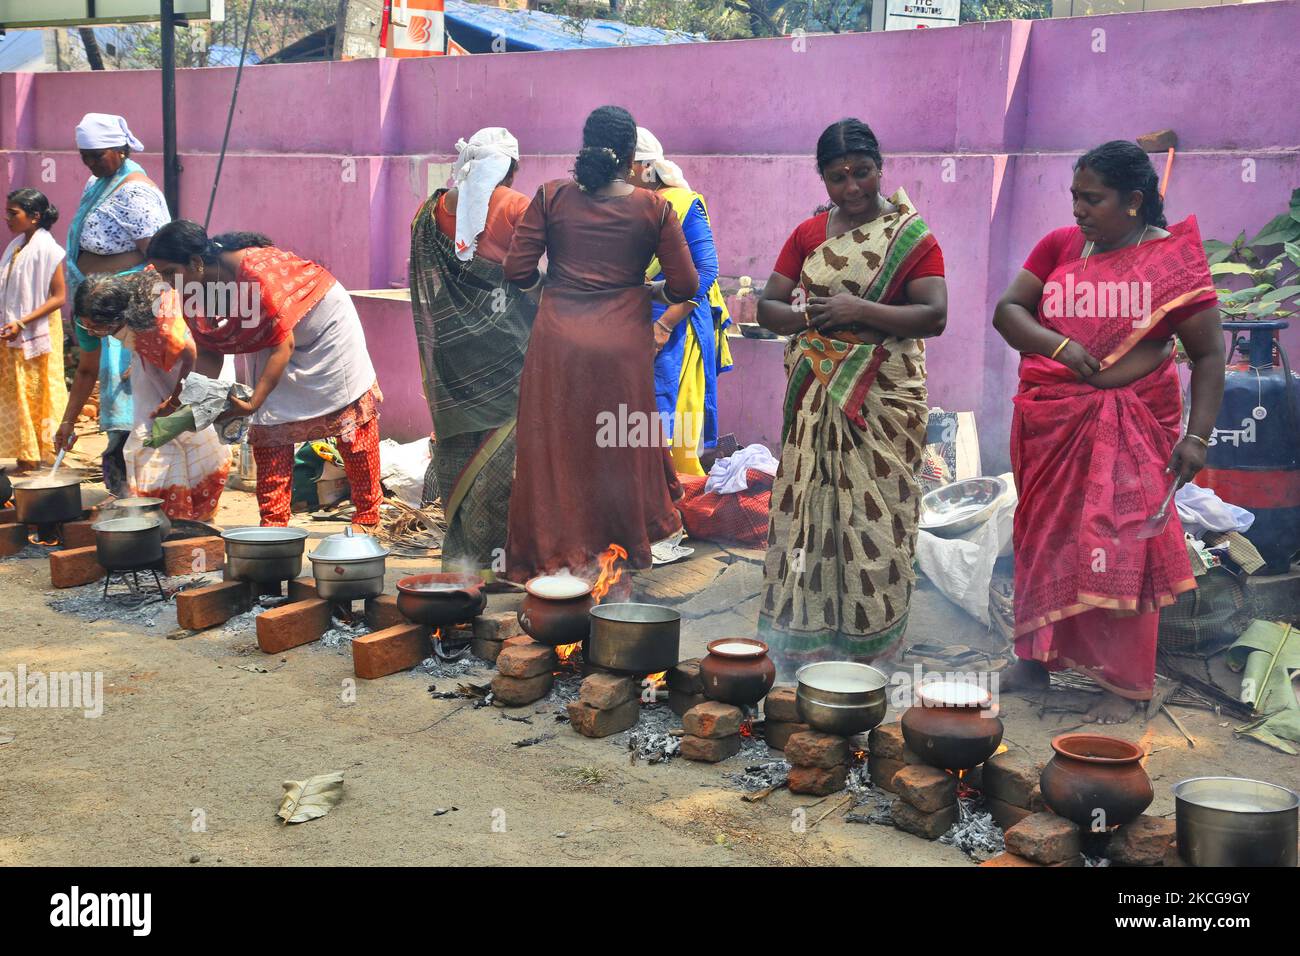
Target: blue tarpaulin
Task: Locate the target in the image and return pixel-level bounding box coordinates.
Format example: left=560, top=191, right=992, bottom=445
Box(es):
left=442, top=0, right=704, bottom=53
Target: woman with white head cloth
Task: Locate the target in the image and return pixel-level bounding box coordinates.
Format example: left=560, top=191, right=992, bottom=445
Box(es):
left=630, top=127, right=733, bottom=477
left=408, top=127, right=536, bottom=578
left=54, top=113, right=171, bottom=498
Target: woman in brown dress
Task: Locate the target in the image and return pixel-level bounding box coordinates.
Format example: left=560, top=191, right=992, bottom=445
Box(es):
left=502, top=106, right=699, bottom=580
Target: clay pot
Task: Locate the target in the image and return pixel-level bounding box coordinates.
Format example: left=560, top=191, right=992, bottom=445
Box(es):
left=518, top=575, right=595, bottom=647
left=396, top=573, right=487, bottom=628
left=699, top=638, right=776, bottom=706
left=900, top=681, right=1004, bottom=771
left=1039, top=733, right=1153, bottom=829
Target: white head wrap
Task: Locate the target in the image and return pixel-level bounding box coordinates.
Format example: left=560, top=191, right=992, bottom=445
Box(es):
left=75, top=113, right=145, bottom=152
left=449, top=127, right=520, bottom=261
left=634, top=127, right=690, bottom=192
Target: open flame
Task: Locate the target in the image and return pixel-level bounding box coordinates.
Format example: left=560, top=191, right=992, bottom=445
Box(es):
left=555, top=641, right=582, bottom=667
left=28, top=524, right=61, bottom=547
left=739, top=715, right=754, bottom=738
left=590, top=543, right=628, bottom=604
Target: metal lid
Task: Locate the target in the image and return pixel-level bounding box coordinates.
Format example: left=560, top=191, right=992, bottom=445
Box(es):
left=93, top=516, right=161, bottom=533
left=309, top=526, right=389, bottom=562
left=221, top=526, right=309, bottom=544
left=109, top=496, right=165, bottom=510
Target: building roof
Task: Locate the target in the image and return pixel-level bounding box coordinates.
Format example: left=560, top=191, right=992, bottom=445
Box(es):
left=442, top=0, right=705, bottom=52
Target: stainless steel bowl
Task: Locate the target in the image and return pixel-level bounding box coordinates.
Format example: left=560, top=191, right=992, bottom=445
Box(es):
left=795, top=661, right=889, bottom=735
left=222, top=526, right=309, bottom=583
left=587, top=603, right=680, bottom=675
left=919, top=476, right=1008, bottom=538
left=1174, top=776, right=1298, bottom=867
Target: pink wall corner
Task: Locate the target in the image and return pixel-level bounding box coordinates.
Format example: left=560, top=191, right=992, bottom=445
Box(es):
left=352, top=293, right=432, bottom=442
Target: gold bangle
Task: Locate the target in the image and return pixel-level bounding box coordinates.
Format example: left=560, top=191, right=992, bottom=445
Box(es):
left=1186, top=433, right=1210, bottom=448
left=1049, top=336, right=1071, bottom=361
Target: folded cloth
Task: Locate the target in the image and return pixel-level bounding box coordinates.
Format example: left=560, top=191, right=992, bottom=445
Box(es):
left=1176, top=481, right=1255, bottom=536
left=179, top=371, right=254, bottom=444
left=704, top=443, right=778, bottom=495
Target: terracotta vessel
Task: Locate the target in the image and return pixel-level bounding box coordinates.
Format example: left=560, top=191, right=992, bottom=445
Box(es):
left=518, top=574, right=595, bottom=647
left=699, top=638, right=776, bottom=706
left=396, top=572, right=486, bottom=628
left=1039, top=733, right=1153, bottom=828
left=900, top=681, right=1004, bottom=771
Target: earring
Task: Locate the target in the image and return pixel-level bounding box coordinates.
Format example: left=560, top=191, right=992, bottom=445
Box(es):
left=1128, top=209, right=1137, bottom=217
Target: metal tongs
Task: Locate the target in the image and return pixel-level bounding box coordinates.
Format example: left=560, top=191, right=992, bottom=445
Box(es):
left=1136, top=477, right=1180, bottom=540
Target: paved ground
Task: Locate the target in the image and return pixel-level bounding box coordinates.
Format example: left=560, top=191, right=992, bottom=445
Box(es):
left=1, top=437, right=1293, bottom=866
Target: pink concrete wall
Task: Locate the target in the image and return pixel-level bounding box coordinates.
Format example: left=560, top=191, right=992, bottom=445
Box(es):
left=3, top=1, right=1298, bottom=463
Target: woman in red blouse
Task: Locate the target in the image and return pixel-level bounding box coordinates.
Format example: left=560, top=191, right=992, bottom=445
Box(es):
left=993, top=140, right=1224, bottom=723
left=755, top=118, right=948, bottom=677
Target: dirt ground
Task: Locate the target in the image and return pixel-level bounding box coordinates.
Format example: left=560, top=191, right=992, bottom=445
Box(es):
left=1, top=438, right=1295, bottom=867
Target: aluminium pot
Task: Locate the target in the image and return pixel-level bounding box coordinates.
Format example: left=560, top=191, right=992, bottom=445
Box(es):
left=518, top=574, right=595, bottom=646
left=1039, top=733, right=1154, bottom=829
left=92, top=516, right=164, bottom=571
left=308, top=526, right=390, bottom=602
left=1174, top=776, right=1298, bottom=867
left=586, top=603, right=680, bottom=676
left=221, top=526, right=309, bottom=584
left=12, top=476, right=83, bottom=526
left=102, top=496, right=172, bottom=540
left=795, top=661, right=888, bottom=736
left=700, top=638, right=777, bottom=706
left=396, top=573, right=487, bottom=628
left=900, top=681, right=1005, bottom=771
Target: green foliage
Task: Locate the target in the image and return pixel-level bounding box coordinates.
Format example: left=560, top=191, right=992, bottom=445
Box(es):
left=959, top=0, right=1051, bottom=21
left=1204, top=187, right=1300, bottom=320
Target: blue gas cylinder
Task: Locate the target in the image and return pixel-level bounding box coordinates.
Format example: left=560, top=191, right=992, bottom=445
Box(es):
left=1199, top=320, right=1300, bottom=573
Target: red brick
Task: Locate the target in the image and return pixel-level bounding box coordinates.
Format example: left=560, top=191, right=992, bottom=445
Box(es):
left=49, top=545, right=105, bottom=588
left=503, top=634, right=533, bottom=648
left=353, top=623, right=432, bottom=679
left=763, top=685, right=799, bottom=723
left=986, top=797, right=1034, bottom=831
left=163, top=535, right=224, bottom=576
left=1108, top=815, right=1176, bottom=867
left=763, top=720, right=811, bottom=750
left=60, top=520, right=97, bottom=549
left=287, top=577, right=319, bottom=602
left=869, top=756, right=905, bottom=792
left=492, top=671, right=553, bottom=707
left=1163, top=843, right=1189, bottom=867
left=0, top=522, right=27, bottom=557
left=1004, top=812, right=1082, bottom=865
left=496, top=643, right=557, bottom=679
left=0, top=506, right=16, bottom=524
left=868, top=722, right=907, bottom=759
left=473, top=611, right=522, bottom=643
left=983, top=751, right=1042, bottom=809
left=893, top=799, right=958, bottom=839
left=472, top=635, right=506, bottom=663
left=176, top=579, right=255, bottom=630
left=980, top=852, right=1041, bottom=867
left=682, top=701, right=743, bottom=739
left=666, top=658, right=704, bottom=694
left=680, top=733, right=741, bottom=763
left=256, top=598, right=333, bottom=654
left=567, top=698, right=639, bottom=737
left=579, top=672, right=638, bottom=710
left=785, top=730, right=850, bottom=769
left=364, top=593, right=406, bottom=630
left=668, top=688, right=708, bottom=716
left=893, top=765, right=958, bottom=813
left=788, top=764, right=849, bottom=796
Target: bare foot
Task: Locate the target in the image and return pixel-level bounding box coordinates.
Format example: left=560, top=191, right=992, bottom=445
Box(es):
left=1083, top=692, right=1138, bottom=725
left=999, top=658, right=1050, bottom=694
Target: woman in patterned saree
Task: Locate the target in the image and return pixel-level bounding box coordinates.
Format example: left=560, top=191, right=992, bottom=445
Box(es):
left=75, top=272, right=229, bottom=520
left=756, top=119, right=948, bottom=677
left=409, top=127, right=535, bottom=577
left=993, top=140, right=1223, bottom=724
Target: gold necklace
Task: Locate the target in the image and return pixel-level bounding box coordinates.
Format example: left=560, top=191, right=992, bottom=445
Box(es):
left=1082, top=224, right=1149, bottom=271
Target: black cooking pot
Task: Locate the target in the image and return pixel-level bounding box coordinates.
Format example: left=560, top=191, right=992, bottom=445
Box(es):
left=13, top=476, right=82, bottom=525
left=92, top=516, right=164, bottom=571
left=0, top=470, right=11, bottom=508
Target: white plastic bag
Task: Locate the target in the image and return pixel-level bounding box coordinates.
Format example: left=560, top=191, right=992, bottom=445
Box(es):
left=378, top=438, right=432, bottom=508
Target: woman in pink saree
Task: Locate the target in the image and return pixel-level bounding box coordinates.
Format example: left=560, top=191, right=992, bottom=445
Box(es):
left=993, top=141, right=1224, bottom=724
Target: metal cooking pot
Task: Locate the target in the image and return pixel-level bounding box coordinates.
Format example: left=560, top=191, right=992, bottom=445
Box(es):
left=308, top=526, right=389, bottom=601
left=1174, top=776, right=1298, bottom=867
left=796, top=661, right=889, bottom=736
left=586, top=603, right=680, bottom=676
left=221, top=526, right=309, bottom=583
left=0, top=470, right=12, bottom=508
left=12, top=476, right=82, bottom=526
left=102, top=496, right=172, bottom=540
left=92, top=516, right=164, bottom=571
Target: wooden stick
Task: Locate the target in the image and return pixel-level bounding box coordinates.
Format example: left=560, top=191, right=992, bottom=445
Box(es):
left=1161, top=704, right=1196, bottom=748
left=741, top=781, right=788, bottom=803
left=809, top=793, right=854, bottom=829
left=1159, top=147, right=1175, bottom=199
